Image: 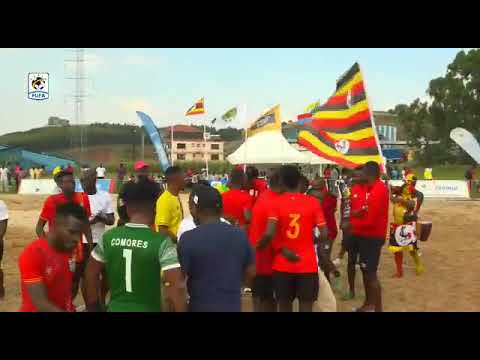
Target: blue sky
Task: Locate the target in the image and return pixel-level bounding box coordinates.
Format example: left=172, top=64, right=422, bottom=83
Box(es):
left=0, top=48, right=467, bottom=136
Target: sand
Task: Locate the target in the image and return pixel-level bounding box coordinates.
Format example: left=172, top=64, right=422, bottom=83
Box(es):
left=1, top=193, right=479, bottom=312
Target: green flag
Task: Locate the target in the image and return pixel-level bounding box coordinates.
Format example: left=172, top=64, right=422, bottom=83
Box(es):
left=221, top=107, right=237, bottom=123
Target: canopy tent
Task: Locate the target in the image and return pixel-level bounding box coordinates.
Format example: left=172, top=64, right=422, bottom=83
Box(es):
left=300, top=150, right=335, bottom=165
left=227, top=131, right=333, bottom=165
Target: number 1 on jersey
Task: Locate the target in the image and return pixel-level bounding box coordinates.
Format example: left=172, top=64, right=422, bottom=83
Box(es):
left=123, top=249, right=132, bottom=293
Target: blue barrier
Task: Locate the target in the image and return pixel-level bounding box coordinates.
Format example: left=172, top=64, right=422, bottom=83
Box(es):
left=75, top=179, right=114, bottom=193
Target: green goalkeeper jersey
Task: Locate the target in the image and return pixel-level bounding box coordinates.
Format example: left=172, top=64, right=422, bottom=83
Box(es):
left=92, top=223, right=180, bottom=312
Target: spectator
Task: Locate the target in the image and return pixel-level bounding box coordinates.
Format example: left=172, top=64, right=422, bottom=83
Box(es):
left=0, top=165, right=9, bottom=193
left=424, top=167, right=433, bottom=180
left=246, top=166, right=268, bottom=200
left=116, top=163, right=127, bottom=192
left=177, top=185, right=255, bottom=312
left=96, top=164, right=106, bottom=180
left=391, top=167, right=399, bottom=180
left=7, top=163, right=14, bottom=187
left=117, top=161, right=161, bottom=227
left=465, top=165, right=476, bottom=194
left=14, top=165, right=22, bottom=193
left=155, top=166, right=185, bottom=243
left=29, top=167, right=35, bottom=179
left=330, top=166, right=340, bottom=196
left=117, top=163, right=127, bottom=183
left=0, top=199, right=7, bottom=298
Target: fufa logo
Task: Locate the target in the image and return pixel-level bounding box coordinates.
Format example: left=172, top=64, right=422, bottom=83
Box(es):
left=28, top=73, right=49, bottom=101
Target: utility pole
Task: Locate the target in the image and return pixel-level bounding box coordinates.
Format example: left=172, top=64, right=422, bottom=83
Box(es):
left=65, top=48, right=88, bottom=163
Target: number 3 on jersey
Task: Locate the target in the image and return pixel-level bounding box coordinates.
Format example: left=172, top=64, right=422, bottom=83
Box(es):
left=123, top=249, right=133, bottom=293
left=287, top=214, right=301, bottom=239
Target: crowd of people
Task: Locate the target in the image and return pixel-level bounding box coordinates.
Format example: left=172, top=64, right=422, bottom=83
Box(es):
left=0, top=163, right=46, bottom=193
left=0, top=157, right=435, bottom=312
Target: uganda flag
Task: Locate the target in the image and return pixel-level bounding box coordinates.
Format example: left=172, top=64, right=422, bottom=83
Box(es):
left=297, top=63, right=383, bottom=169
left=185, top=98, right=205, bottom=116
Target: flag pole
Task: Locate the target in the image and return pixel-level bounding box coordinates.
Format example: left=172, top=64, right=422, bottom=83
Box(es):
left=243, top=104, right=248, bottom=173
left=171, top=124, right=174, bottom=166
left=358, top=63, right=386, bottom=173
left=204, top=115, right=209, bottom=177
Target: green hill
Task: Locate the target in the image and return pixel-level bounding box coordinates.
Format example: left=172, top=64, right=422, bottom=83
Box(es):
left=0, top=123, right=244, bottom=152
left=0, top=123, right=244, bottom=170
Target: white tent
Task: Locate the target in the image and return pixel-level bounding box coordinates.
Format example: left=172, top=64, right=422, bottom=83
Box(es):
left=227, top=131, right=333, bottom=165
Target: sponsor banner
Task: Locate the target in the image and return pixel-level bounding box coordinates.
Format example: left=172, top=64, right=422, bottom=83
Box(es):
left=388, top=180, right=470, bottom=199
left=19, top=179, right=114, bottom=195
left=19, top=179, right=59, bottom=195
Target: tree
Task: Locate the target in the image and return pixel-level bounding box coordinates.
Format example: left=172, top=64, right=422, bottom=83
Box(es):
left=427, top=49, right=480, bottom=162
left=394, top=49, right=480, bottom=165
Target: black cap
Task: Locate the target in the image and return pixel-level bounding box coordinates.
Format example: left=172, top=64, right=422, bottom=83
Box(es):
left=191, top=185, right=222, bottom=211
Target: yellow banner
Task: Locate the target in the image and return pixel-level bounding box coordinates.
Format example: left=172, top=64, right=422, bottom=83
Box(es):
left=247, top=105, right=281, bottom=137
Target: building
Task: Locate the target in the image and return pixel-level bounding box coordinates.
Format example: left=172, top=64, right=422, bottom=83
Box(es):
left=161, top=125, right=225, bottom=162
left=48, top=116, right=70, bottom=127
left=171, top=139, right=224, bottom=161
left=372, top=111, right=406, bottom=143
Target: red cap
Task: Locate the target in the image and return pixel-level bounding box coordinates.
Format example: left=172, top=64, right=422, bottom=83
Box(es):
left=134, top=160, right=149, bottom=171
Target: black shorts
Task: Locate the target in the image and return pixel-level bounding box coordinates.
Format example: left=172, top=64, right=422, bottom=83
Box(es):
left=272, top=271, right=319, bottom=302
left=342, top=232, right=355, bottom=251
left=252, top=275, right=274, bottom=301
left=356, top=236, right=384, bottom=274
left=73, top=243, right=96, bottom=282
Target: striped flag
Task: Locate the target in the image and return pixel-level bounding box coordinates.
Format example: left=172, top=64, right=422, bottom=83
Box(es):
left=185, top=98, right=205, bottom=116
left=296, top=63, right=383, bottom=169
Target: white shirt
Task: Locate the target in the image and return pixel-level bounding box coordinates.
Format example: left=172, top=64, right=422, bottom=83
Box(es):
left=0, top=200, right=8, bottom=221
left=96, top=167, right=106, bottom=178
left=177, top=216, right=230, bottom=241
left=85, top=191, right=114, bottom=243
left=0, top=168, right=8, bottom=179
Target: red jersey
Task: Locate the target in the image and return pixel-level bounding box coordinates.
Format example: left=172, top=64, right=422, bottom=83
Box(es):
left=354, top=179, right=389, bottom=239
left=19, top=238, right=75, bottom=312
left=319, top=190, right=338, bottom=241
left=350, top=184, right=368, bottom=233
left=222, top=189, right=253, bottom=226
left=249, top=178, right=268, bottom=199
left=269, top=192, right=326, bottom=274
left=40, top=192, right=91, bottom=228
left=40, top=192, right=91, bottom=262
left=248, top=190, right=281, bottom=275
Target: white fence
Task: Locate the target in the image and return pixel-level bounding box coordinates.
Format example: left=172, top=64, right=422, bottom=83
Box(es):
left=388, top=180, right=470, bottom=199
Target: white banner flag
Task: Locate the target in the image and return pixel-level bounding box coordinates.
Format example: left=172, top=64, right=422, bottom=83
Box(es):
left=450, top=127, right=480, bottom=164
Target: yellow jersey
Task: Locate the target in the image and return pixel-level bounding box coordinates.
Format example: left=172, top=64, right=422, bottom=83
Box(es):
left=155, top=190, right=183, bottom=236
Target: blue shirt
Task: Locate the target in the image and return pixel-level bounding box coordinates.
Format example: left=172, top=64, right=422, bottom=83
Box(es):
left=178, top=222, right=254, bottom=312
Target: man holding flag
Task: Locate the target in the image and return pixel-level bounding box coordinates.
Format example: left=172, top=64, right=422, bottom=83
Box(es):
left=296, top=63, right=389, bottom=311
